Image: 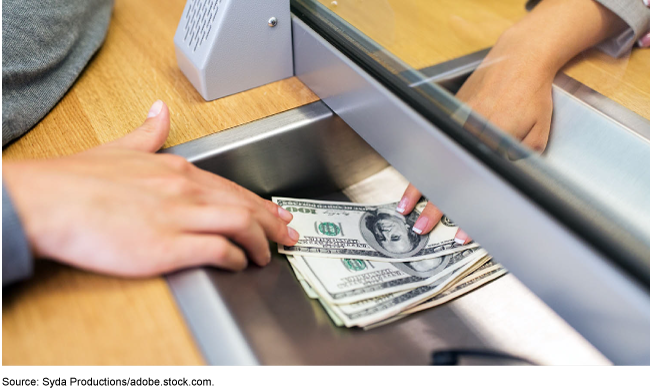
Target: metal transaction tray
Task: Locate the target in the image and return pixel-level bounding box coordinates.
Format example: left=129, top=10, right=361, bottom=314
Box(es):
left=163, top=102, right=491, bottom=365
left=164, top=102, right=608, bottom=366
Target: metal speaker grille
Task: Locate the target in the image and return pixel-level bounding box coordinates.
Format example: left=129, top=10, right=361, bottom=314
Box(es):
left=183, top=0, right=221, bottom=52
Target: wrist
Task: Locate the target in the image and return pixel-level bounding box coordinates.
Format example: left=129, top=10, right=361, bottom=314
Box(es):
left=495, top=23, right=565, bottom=76
left=498, top=0, right=629, bottom=75
left=475, top=26, right=559, bottom=93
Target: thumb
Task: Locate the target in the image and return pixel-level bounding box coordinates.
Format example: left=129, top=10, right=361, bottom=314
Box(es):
left=103, top=100, right=170, bottom=152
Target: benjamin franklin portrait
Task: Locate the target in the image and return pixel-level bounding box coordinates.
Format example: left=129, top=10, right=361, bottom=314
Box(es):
left=359, top=206, right=428, bottom=259
left=391, top=255, right=451, bottom=278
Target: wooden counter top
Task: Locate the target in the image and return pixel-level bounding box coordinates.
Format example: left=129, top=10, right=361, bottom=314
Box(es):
left=3, top=0, right=647, bottom=365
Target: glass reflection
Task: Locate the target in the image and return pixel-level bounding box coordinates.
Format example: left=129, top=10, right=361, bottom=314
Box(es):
left=292, top=0, right=650, bottom=281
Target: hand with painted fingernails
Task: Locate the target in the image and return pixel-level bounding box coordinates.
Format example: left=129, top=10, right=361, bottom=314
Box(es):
left=2, top=100, right=300, bottom=277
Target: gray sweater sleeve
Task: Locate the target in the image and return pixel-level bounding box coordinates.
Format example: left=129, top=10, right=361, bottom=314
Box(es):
left=3, top=184, right=33, bottom=286
left=2, top=0, right=114, bottom=147
left=595, top=0, right=650, bottom=57
left=526, top=0, right=650, bottom=58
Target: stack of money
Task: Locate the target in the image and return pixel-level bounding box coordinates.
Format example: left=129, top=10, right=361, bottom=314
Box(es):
left=273, top=197, right=507, bottom=329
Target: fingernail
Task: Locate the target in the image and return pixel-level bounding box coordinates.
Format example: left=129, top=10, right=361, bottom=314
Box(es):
left=277, top=207, right=293, bottom=223
left=454, top=229, right=470, bottom=245
left=638, top=34, right=650, bottom=48
left=396, top=197, right=408, bottom=214
left=644, top=0, right=649, bottom=7
left=412, top=216, right=429, bottom=235
left=288, top=226, right=300, bottom=241
left=147, top=100, right=164, bottom=118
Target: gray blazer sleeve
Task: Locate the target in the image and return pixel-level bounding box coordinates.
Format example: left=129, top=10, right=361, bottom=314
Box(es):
left=526, top=0, right=650, bottom=57
left=595, top=0, right=650, bottom=57
left=3, top=183, right=33, bottom=286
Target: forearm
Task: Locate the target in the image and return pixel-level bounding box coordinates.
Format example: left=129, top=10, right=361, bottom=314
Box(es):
left=499, top=0, right=628, bottom=74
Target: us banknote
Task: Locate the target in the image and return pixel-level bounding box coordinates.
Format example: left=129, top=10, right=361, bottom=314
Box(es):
left=288, top=260, right=346, bottom=326
left=274, top=197, right=478, bottom=262
left=363, top=262, right=506, bottom=329
left=323, top=254, right=491, bottom=327
left=288, top=247, right=486, bottom=305
left=289, top=254, right=504, bottom=328
left=403, top=263, right=506, bottom=315
left=288, top=259, right=320, bottom=299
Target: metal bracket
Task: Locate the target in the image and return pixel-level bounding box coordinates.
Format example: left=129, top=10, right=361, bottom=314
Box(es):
left=174, top=0, right=293, bottom=101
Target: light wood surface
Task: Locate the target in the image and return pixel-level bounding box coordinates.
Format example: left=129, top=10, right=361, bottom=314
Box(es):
left=320, top=0, right=650, bottom=120
left=4, top=0, right=648, bottom=366
left=3, top=263, right=204, bottom=365
left=2, top=0, right=317, bottom=365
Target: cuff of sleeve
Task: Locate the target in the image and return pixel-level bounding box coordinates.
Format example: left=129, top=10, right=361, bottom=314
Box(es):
left=594, top=0, right=650, bottom=57
left=3, top=183, right=34, bottom=286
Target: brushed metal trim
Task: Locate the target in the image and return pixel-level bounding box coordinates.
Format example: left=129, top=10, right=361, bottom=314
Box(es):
left=167, top=269, right=259, bottom=365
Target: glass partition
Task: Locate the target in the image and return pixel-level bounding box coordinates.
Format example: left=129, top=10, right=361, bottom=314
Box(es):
left=291, top=0, right=650, bottom=287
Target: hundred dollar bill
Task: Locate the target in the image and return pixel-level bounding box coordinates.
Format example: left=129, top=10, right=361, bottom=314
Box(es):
left=317, top=298, right=345, bottom=327
left=326, top=254, right=490, bottom=327
left=363, top=263, right=506, bottom=329
left=273, top=197, right=478, bottom=262
left=289, top=247, right=486, bottom=305
left=287, top=258, right=345, bottom=326
left=404, top=264, right=506, bottom=315
left=287, top=257, right=319, bottom=299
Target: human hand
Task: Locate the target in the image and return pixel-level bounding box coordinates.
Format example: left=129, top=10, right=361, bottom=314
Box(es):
left=397, top=0, right=631, bottom=237
left=2, top=100, right=299, bottom=276
left=456, top=27, right=557, bottom=152
left=395, top=28, right=556, bottom=238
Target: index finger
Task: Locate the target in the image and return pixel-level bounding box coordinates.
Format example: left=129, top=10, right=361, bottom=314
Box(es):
left=188, top=164, right=294, bottom=223
left=413, top=202, right=444, bottom=235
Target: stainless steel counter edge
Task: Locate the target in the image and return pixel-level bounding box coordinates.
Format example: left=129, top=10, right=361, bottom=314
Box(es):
left=167, top=269, right=259, bottom=365
left=291, top=15, right=650, bottom=364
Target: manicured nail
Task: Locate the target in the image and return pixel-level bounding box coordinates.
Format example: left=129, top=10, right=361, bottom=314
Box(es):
left=277, top=207, right=293, bottom=223
left=454, top=229, right=470, bottom=245
left=412, top=216, right=429, bottom=235
left=396, top=197, right=408, bottom=214
left=147, top=100, right=164, bottom=118
left=638, top=34, right=650, bottom=48
left=288, top=226, right=300, bottom=242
